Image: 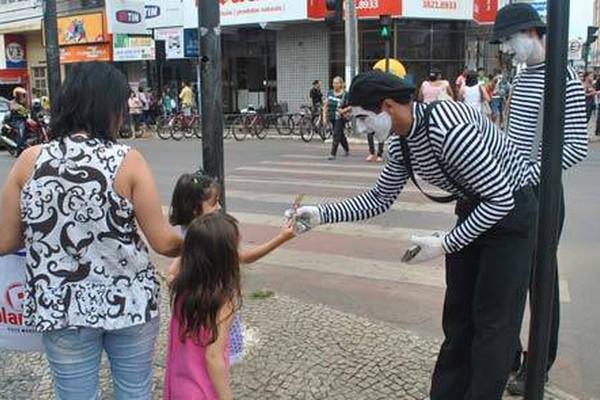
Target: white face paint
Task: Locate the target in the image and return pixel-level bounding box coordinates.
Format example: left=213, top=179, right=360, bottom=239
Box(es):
left=352, top=106, right=393, bottom=143
left=506, top=32, right=545, bottom=65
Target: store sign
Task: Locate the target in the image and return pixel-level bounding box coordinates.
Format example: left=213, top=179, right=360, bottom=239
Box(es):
left=106, top=0, right=147, bottom=34
left=0, top=35, right=27, bottom=69
left=184, top=0, right=307, bottom=28
left=568, top=39, right=583, bottom=61
left=57, top=13, right=107, bottom=45
left=60, top=43, right=111, bottom=63
left=0, top=69, right=29, bottom=85
left=113, top=34, right=155, bottom=61
left=183, top=28, right=198, bottom=58
left=402, top=0, right=474, bottom=20
left=154, top=28, right=184, bottom=59
left=308, top=0, right=402, bottom=19
left=145, top=0, right=183, bottom=29
left=473, top=0, right=498, bottom=24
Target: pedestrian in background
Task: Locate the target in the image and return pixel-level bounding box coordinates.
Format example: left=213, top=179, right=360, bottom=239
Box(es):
left=492, top=3, right=588, bottom=395
left=459, top=70, right=491, bottom=117
left=490, top=69, right=511, bottom=127
left=455, top=66, right=468, bottom=92
left=162, top=86, right=173, bottom=117
left=583, top=72, right=596, bottom=124
left=309, top=80, right=323, bottom=110
left=324, top=76, right=350, bottom=160
left=0, top=61, right=182, bottom=400
left=179, top=81, right=194, bottom=117
left=418, top=69, right=453, bottom=103
left=128, top=90, right=143, bottom=138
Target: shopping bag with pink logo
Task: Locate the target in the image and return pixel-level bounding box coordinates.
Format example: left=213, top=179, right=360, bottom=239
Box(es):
left=0, top=252, right=43, bottom=351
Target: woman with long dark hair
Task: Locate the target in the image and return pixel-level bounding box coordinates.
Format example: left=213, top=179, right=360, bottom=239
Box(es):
left=0, top=61, right=182, bottom=399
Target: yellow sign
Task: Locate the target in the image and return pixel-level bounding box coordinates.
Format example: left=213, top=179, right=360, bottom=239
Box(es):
left=57, top=13, right=107, bottom=46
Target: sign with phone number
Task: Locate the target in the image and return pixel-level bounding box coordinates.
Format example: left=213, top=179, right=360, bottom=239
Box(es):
left=308, top=0, right=401, bottom=18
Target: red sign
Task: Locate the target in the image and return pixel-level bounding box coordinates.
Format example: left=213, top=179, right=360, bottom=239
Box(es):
left=473, top=0, right=498, bottom=24
left=308, top=0, right=402, bottom=19
left=0, top=69, right=29, bottom=86
left=60, top=43, right=112, bottom=64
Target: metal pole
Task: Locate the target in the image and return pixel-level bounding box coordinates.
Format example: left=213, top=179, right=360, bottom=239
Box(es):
left=584, top=44, right=590, bottom=71
left=198, top=0, right=226, bottom=209
left=345, top=0, right=359, bottom=85
left=525, top=0, right=570, bottom=398
left=385, top=39, right=390, bottom=72
left=43, top=0, right=61, bottom=99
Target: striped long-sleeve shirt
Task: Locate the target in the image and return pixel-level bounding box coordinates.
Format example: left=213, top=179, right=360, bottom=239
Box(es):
left=507, top=63, right=588, bottom=185
left=319, top=101, right=531, bottom=254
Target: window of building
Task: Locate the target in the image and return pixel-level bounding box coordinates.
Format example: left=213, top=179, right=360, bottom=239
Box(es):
left=31, top=67, right=48, bottom=97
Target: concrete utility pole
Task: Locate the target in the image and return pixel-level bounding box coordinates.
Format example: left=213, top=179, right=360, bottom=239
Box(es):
left=525, top=0, right=570, bottom=398
left=43, top=0, right=61, bottom=99
left=344, top=0, right=359, bottom=85
left=198, top=0, right=226, bottom=208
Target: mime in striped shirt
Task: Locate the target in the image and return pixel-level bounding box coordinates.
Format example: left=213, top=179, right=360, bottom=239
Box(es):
left=490, top=3, right=588, bottom=396
left=286, top=70, right=538, bottom=399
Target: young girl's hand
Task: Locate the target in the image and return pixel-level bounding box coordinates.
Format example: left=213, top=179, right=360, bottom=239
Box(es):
left=279, top=219, right=296, bottom=241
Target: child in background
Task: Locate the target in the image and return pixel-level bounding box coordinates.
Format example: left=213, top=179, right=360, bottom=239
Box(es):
left=168, top=172, right=296, bottom=364
left=164, top=213, right=241, bottom=400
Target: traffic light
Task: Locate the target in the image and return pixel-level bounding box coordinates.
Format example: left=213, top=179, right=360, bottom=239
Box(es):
left=379, top=15, right=392, bottom=41
left=587, top=26, right=599, bottom=45
left=325, top=0, right=343, bottom=25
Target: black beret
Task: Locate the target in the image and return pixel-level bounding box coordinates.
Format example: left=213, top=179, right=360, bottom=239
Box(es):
left=347, top=70, right=416, bottom=110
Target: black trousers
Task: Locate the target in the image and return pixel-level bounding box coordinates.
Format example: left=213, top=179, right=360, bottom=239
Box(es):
left=513, top=185, right=565, bottom=372
left=430, top=187, right=538, bottom=400
left=367, top=132, right=384, bottom=157
left=330, top=118, right=349, bottom=156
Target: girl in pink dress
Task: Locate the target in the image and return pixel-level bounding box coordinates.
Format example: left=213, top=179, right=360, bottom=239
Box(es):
left=164, top=213, right=242, bottom=400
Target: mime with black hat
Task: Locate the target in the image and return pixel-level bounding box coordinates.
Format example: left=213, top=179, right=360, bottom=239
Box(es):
left=491, top=3, right=588, bottom=395
left=285, top=70, right=538, bottom=399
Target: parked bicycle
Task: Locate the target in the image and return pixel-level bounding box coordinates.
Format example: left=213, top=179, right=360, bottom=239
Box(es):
left=298, top=108, right=333, bottom=143
left=157, top=109, right=201, bottom=140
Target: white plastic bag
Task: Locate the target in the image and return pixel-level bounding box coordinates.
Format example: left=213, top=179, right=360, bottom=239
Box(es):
left=0, top=252, right=43, bottom=351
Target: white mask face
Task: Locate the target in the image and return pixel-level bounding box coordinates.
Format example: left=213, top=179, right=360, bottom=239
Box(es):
left=506, top=32, right=545, bottom=65
left=352, top=107, right=393, bottom=143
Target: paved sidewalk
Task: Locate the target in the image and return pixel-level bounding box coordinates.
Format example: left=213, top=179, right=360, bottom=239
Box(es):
left=0, top=286, right=579, bottom=399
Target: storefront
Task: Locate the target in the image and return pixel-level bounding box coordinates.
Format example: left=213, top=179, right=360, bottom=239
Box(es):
left=0, top=34, right=29, bottom=100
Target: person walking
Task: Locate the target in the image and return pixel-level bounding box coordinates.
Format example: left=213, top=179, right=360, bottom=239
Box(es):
left=419, top=69, right=453, bottom=103
left=324, top=77, right=349, bottom=160
left=0, top=62, right=182, bottom=400
left=491, top=3, right=588, bottom=395
left=583, top=72, right=596, bottom=124
left=288, top=70, right=538, bottom=399
left=459, top=70, right=492, bottom=117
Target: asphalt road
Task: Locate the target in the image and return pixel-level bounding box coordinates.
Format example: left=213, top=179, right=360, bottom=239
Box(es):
left=1, top=136, right=599, bottom=398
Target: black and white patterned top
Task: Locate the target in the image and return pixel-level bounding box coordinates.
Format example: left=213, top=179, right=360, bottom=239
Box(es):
left=319, top=101, right=531, bottom=254
left=507, top=63, right=588, bottom=185
left=21, top=136, right=159, bottom=331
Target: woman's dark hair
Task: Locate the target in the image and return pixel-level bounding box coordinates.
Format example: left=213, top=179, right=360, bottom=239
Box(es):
left=169, top=172, right=221, bottom=226
left=428, top=69, right=441, bottom=82
left=465, top=71, right=479, bottom=87
left=171, top=213, right=241, bottom=345
left=50, top=62, right=129, bottom=142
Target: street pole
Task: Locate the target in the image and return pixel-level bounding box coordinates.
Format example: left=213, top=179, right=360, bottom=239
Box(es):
left=525, top=0, right=570, bottom=398
left=385, top=39, right=390, bottom=72
left=584, top=43, right=590, bottom=71
left=344, top=0, right=358, bottom=85
left=43, top=0, right=61, bottom=100
left=198, top=0, right=226, bottom=209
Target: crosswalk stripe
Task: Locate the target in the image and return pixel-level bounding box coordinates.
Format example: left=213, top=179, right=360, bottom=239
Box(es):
left=227, top=176, right=449, bottom=196
left=235, top=166, right=379, bottom=179
left=280, top=154, right=369, bottom=160
left=253, top=247, right=447, bottom=289
left=259, top=160, right=385, bottom=170
left=227, top=190, right=454, bottom=214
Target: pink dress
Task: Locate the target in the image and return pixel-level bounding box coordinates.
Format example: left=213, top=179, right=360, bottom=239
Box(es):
left=164, top=309, right=231, bottom=400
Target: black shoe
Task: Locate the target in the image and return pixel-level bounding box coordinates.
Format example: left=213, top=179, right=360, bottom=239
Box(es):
left=506, top=364, right=549, bottom=396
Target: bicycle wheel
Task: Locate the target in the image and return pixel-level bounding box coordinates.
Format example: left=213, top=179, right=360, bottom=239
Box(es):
left=299, top=116, right=314, bottom=143
left=320, top=120, right=333, bottom=141
left=156, top=116, right=171, bottom=140
left=194, top=118, right=202, bottom=138
left=254, top=117, right=268, bottom=140
left=276, top=115, right=292, bottom=135
left=290, top=113, right=303, bottom=134
left=232, top=117, right=248, bottom=141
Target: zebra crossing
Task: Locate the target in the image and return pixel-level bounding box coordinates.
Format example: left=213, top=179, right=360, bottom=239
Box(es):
left=221, top=150, right=571, bottom=303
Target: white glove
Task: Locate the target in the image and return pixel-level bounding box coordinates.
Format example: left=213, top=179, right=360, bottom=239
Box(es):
left=405, top=232, right=447, bottom=264
left=284, top=205, right=321, bottom=234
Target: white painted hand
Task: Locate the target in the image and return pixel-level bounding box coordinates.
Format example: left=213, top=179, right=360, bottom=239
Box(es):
left=284, top=206, right=321, bottom=234
left=406, top=233, right=447, bottom=264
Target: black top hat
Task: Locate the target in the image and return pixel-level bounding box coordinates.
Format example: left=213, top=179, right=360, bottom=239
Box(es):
left=490, top=3, right=546, bottom=44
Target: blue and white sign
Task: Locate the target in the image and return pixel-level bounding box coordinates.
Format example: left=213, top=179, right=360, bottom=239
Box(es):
left=144, top=0, right=183, bottom=29
left=183, top=28, right=198, bottom=58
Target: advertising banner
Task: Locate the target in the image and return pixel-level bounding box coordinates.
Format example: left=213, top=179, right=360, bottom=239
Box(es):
left=402, top=0, right=473, bottom=20
left=0, top=253, right=43, bottom=352
left=184, top=0, right=307, bottom=28
left=473, top=0, right=499, bottom=24
left=106, top=0, right=147, bottom=35
left=308, top=0, right=402, bottom=19
left=113, top=34, right=155, bottom=61
left=154, top=28, right=184, bottom=59
left=60, top=43, right=112, bottom=63
left=183, top=28, right=198, bottom=58
left=2, top=35, right=27, bottom=69
left=57, top=13, right=107, bottom=45
left=145, top=0, right=183, bottom=29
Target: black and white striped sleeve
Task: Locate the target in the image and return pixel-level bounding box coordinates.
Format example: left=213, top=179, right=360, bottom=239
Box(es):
left=319, top=140, right=408, bottom=224
left=441, top=123, right=516, bottom=253
left=530, top=77, right=588, bottom=184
